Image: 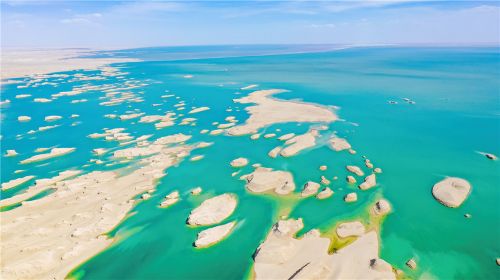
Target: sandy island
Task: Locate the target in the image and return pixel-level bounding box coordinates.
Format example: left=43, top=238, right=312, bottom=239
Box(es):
left=226, top=89, right=337, bottom=135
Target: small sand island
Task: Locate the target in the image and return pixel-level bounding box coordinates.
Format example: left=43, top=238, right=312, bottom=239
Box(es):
left=245, top=167, right=296, bottom=195
left=20, top=148, right=75, bottom=164
left=432, top=177, right=471, bottom=208
left=194, top=221, right=236, bottom=248
left=187, top=194, right=237, bottom=226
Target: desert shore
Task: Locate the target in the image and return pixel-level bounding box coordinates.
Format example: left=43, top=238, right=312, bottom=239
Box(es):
left=1, top=47, right=141, bottom=80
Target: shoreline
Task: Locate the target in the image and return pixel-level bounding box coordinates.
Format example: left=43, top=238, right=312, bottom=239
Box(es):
left=4, top=43, right=496, bottom=81
left=1, top=47, right=142, bottom=80
left=1, top=45, right=356, bottom=80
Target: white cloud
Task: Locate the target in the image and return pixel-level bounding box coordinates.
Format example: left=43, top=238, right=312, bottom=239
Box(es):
left=75, top=13, right=102, bottom=18
left=60, top=13, right=102, bottom=26
left=8, top=19, right=26, bottom=27
left=461, top=5, right=499, bottom=13
left=112, top=2, right=187, bottom=14
left=60, top=18, right=91, bottom=24
left=310, top=24, right=335, bottom=28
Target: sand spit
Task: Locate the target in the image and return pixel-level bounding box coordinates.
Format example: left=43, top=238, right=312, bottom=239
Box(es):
left=188, top=107, right=210, bottom=114
left=18, top=116, right=31, bottom=121
left=45, top=116, right=62, bottom=121
left=245, top=167, right=295, bottom=195
left=190, top=155, right=203, bottom=161
left=153, top=133, right=192, bottom=145
left=328, top=137, right=351, bottom=151
left=7, top=150, right=18, bottom=156
left=278, top=133, right=295, bottom=141
left=359, top=174, right=377, bottom=190
left=34, top=98, right=52, bottom=103
left=1, top=144, right=192, bottom=279
left=240, top=85, right=258, bottom=90
left=194, top=221, right=236, bottom=248
left=197, top=142, right=213, bottom=148
left=280, top=129, right=319, bottom=157
left=20, top=148, right=75, bottom=164
left=119, top=113, right=145, bottom=120
left=209, top=129, right=225, bottom=135
left=268, top=147, right=282, bottom=158
left=252, top=218, right=396, bottom=280
left=1, top=171, right=82, bottom=207
left=230, top=158, right=249, bottom=167
left=139, top=113, right=175, bottom=123
left=226, top=89, right=337, bottom=135
left=187, top=194, right=237, bottom=226
left=155, top=121, right=175, bottom=128
left=88, top=128, right=126, bottom=138
left=113, top=145, right=169, bottom=158
left=301, top=181, right=321, bottom=197
left=346, top=166, right=364, bottom=176
left=16, top=94, right=32, bottom=98
left=316, top=187, right=334, bottom=199
left=432, top=177, right=471, bottom=208
left=1, top=175, right=35, bottom=190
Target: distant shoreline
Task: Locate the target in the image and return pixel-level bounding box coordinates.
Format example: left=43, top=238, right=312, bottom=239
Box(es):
left=2, top=43, right=497, bottom=81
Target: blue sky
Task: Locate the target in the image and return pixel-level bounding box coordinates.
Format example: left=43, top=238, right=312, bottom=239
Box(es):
left=2, top=1, right=498, bottom=47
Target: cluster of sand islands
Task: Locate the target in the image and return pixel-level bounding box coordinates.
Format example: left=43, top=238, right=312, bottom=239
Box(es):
left=1, top=59, right=498, bottom=280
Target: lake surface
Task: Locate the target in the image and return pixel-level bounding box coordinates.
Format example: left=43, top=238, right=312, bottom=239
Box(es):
left=1, top=46, right=498, bottom=280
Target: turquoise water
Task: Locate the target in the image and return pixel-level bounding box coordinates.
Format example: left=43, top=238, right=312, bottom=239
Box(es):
left=1, top=46, right=499, bottom=279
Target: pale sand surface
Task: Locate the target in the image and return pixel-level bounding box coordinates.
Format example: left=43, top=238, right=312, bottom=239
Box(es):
left=253, top=218, right=396, bottom=280
left=1, top=140, right=195, bottom=279
left=1, top=47, right=140, bottom=80
left=226, top=89, right=337, bottom=135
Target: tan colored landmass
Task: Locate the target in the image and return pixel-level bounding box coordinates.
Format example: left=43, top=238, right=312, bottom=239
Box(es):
left=1, top=143, right=193, bottom=279
left=1, top=47, right=140, bottom=80
left=253, top=218, right=396, bottom=280
left=226, top=89, right=337, bottom=135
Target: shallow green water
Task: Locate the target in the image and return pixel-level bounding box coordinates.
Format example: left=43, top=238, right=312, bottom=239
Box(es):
left=1, top=46, right=498, bottom=280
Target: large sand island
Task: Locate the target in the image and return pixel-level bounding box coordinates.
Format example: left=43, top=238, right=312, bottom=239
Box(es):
left=226, top=89, right=337, bottom=135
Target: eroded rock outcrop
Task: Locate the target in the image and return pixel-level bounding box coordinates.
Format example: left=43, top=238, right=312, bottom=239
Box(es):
left=230, top=158, right=249, bottom=167
left=280, top=129, right=319, bottom=157
left=359, top=174, right=376, bottom=190
left=187, top=194, right=237, bottom=226
left=245, top=168, right=295, bottom=195
left=20, top=148, right=75, bottom=164
left=328, top=137, right=351, bottom=151
left=346, top=166, right=364, bottom=176
left=194, top=221, right=236, bottom=247
left=432, top=177, right=471, bottom=208
left=253, top=218, right=396, bottom=280
left=301, top=181, right=321, bottom=197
